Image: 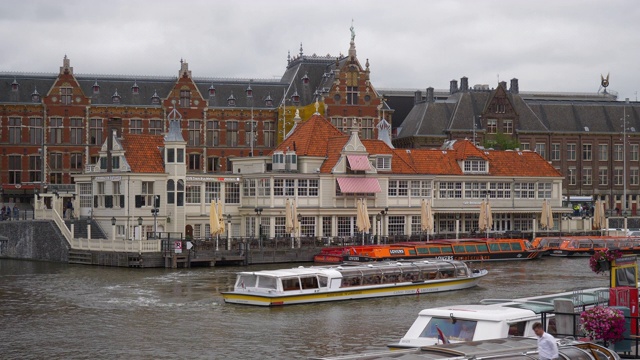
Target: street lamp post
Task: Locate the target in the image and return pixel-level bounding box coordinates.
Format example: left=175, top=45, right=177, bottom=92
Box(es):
left=455, top=214, right=460, bottom=239
left=254, top=207, right=263, bottom=249
left=376, top=213, right=381, bottom=245
left=379, top=207, right=388, bottom=244
left=151, top=195, right=159, bottom=239
left=137, top=216, right=143, bottom=240
left=297, top=213, right=302, bottom=248
left=226, top=214, right=232, bottom=251
left=111, top=216, right=116, bottom=241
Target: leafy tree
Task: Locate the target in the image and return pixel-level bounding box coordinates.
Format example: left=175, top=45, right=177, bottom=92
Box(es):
left=483, top=132, right=520, bottom=150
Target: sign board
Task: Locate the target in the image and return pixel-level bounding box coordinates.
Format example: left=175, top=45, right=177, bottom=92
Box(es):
left=174, top=241, right=182, bottom=254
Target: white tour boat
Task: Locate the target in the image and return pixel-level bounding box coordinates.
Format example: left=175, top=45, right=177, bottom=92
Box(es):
left=221, top=260, right=488, bottom=306
left=389, top=286, right=611, bottom=349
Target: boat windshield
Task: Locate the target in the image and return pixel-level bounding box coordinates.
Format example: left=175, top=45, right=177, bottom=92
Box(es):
left=418, top=317, right=478, bottom=342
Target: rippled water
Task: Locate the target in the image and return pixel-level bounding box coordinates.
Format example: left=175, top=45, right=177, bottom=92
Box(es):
left=0, top=257, right=610, bottom=359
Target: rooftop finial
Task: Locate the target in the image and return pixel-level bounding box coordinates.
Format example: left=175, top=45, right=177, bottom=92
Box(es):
left=299, top=42, right=303, bottom=57
left=350, top=19, right=355, bottom=42
left=314, top=99, right=320, bottom=115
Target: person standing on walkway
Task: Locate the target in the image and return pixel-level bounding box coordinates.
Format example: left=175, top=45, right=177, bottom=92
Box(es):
left=532, top=322, right=558, bottom=360
left=13, top=204, right=19, bottom=220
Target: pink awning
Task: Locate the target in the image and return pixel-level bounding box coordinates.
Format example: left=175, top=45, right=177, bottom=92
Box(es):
left=346, top=155, right=371, bottom=171
left=337, top=177, right=381, bottom=193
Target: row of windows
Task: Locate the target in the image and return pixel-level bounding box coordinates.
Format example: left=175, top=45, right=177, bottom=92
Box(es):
left=242, top=178, right=319, bottom=197
left=2, top=117, right=276, bottom=147
left=437, top=182, right=552, bottom=199
left=567, top=167, right=640, bottom=186
left=525, top=142, right=640, bottom=162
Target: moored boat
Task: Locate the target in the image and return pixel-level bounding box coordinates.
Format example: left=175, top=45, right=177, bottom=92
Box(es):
left=532, top=235, right=640, bottom=257
left=388, top=286, right=611, bottom=349
left=221, top=260, right=488, bottom=306
left=315, top=337, right=620, bottom=360
left=314, top=238, right=542, bottom=264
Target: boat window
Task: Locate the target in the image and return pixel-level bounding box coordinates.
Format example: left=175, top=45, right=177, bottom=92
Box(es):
left=440, top=247, right=453, bottom=254
left=429, top=247, right=441, bottom=254
left=341, top=276, right=361, bottom=287
left=500, top=243, right=511, bottom=251
left=511, top=242, right=523, bottom=251
left=402, top=270, right=421, bottom=282
left=417, top=247, right=429, bottom=254
left=422, top=270, right=438, bottom=280
left=476, top=244, right=488, bottom=252
left=408, top=249, right=417, bottom=255
left=489, top=243, right=500, bottom=251
left=281, top=277, right=300, bottom=291
left=453, top=245, right=466, bottom=253
left=455, top=267, right=468, bottom=277
left=419, top=317, right=477, bottom=341
left=465, top=245, right=477, bottom=253
left=257, top=276, right=278, bottom=290
left=300, top=276, right=319, bottom=290
left=507, top=322, right=526, bottom=336
left=238, top=274, right=257, bottom=288
left=318, top=276, right=328, bottom=287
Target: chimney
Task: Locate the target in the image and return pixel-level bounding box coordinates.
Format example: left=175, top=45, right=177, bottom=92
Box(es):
left=510, top=78, right=519, bottom=94
left=450, top=80, right=458, bottom=94
left=499, top=81, right=507, bottom=90
left=460, top=77, right=469, bottom=92
left=426, top=87, right=434, bottom=103
left=414, top=90, right=422, bottom=105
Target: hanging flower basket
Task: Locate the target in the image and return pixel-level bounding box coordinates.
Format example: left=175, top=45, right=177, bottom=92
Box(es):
left=589, top=249, right=622, bottom=274
left=580, top=306, right=626, bottom=344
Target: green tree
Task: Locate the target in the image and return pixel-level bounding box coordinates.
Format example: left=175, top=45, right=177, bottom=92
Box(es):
left=483, top=132, right=520, bottom=150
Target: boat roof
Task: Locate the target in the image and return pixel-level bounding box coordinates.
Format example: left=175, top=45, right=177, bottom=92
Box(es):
left=237, top=260, right=468, bottom=278
left=418, top=304, right=537, bottom=322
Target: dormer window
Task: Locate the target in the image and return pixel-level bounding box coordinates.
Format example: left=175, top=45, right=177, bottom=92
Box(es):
left=93, top=80, right=100, bottom=94
left=112, top=90, right=121, bottom=104
left=131, top=81, right=139, bottom=94
left=208, top=84, right=216, bottom=96
left=11, top=79, right=19, bottom=91
left=302, top=72, right=310, bottom=85
left=245, top=85, right=253, bottom=98
left=151, top=90, right=160, bottom=105
left=31, top=88, right=40, bottom=103
left=463, top=159, right=488, bottom=173
left=376, top=155, right=391, bottom=171
left=291, top=90, right=300, bottom=104
left=265, top=93, right=273, bottom=107
left=227, top=93, right=236, bottom=106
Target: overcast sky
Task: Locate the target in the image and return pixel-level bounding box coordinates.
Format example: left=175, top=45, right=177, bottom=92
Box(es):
left=1, top=0, right=638, bottom=101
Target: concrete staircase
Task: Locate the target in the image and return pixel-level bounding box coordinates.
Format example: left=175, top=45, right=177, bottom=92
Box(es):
left=65, top=218, right=108, bottom=239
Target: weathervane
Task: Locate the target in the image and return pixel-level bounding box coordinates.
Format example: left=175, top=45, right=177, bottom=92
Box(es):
left=600, top=73, right=610, bottom=94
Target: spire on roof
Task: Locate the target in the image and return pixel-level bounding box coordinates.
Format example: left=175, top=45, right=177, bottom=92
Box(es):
left=60, top=55, right=73, bottom=75
left=299, top=42, right=303, bottom=57
left=287, top=50, right=291, bottom=64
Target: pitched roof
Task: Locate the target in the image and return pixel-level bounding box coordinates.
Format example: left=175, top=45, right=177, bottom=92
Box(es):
left=275, top=113, right=345, bottom=157
left=121, top=134, right=165, bottom=173
left=486, top=149, right=562, bottom=177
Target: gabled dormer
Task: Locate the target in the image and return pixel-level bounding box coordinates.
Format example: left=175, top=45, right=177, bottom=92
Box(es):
left=483, top=82, right=517, bottom=135
left=443, top=139, right=490, bottom=174
left=45, top=56, right=90, bottom=107
left=98, top=129, right=131, bottom=172
left=332, top=124, right=374, bottom=174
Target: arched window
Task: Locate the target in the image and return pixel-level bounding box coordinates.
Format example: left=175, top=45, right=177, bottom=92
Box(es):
left=177, top=179, right=184, bottom=206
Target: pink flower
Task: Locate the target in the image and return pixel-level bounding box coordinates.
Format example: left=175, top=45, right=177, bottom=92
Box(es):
left=580, top=306, right=626, bottom=343
left=589, top=249, right=622, bottom=274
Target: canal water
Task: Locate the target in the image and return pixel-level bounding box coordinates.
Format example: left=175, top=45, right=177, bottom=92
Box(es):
left=0, top=257, right=610, bottom=359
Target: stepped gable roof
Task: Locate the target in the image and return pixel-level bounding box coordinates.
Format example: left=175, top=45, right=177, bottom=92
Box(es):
left=274, top=113, right=344, bottom=157
left=121, top=134, right=165, bottom=173
left=485, top=149, right=562, bottom=177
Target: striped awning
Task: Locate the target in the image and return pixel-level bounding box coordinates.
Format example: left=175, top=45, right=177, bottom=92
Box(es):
left=337, top=177, right=381, bottom=193
left=346, top=155, right=371, bottom=171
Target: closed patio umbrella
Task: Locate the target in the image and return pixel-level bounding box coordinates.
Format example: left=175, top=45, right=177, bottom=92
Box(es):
left=217, top=199, right=225, bottom=235
left=593, top=199, right=606, bottom=231
left=362, top=199, right=371, bottom=234
left=209, top=200, right=220, bottom=236
left=421, top=199, right=434, bottom=241
left=546, top=200, right=554, bottom=231
left=479, top=199, right=493, bottom=236
left=292, top=201, right=300, bottom=248
left=285, top=199, right=294, bottom=234
left=540, top=199, right=549, bottom=230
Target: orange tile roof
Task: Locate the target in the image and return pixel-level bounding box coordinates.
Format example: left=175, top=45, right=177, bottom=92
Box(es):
left=275, top=114, right=345, bottom=157
left=278, top=114, right=561, bottom=178
left=121, top=134, right=165, bottom=173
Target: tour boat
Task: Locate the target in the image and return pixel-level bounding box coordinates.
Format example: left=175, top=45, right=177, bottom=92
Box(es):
left=388, top=286, right=611, bottom=349
left=315, top=337, right=620, bottom=360
left=221, top=260, right=488, bottom=306
left=532, top=235, right=640, bottom=257
left=313, top=238, right=542, bottom=264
